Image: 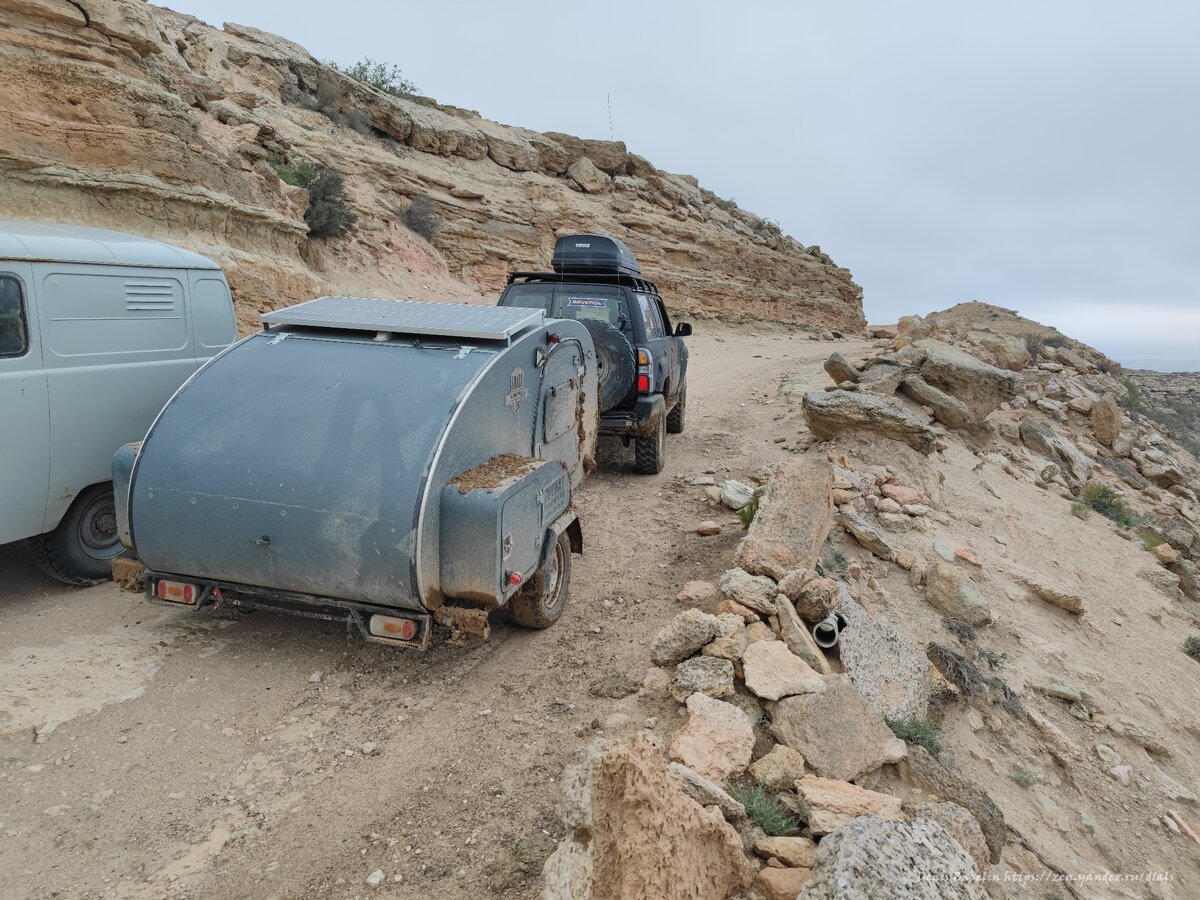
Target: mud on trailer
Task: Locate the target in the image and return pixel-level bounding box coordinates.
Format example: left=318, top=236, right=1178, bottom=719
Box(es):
left=111, top=297, right=599, bottom=649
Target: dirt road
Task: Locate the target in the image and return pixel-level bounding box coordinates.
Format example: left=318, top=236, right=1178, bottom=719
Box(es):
left=0, top=326, right=868, bottom=899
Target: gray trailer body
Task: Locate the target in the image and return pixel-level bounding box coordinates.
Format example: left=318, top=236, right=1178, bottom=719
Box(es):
left=114, top=297, right=597, bottom=644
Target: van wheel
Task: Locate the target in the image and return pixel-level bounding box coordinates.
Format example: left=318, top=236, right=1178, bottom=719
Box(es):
left=28, top=484, right=125, bottom=586
left=666, top=382, right=686, bottom=434
left=634, top=412, right=667, bottom=474
left=509, top=532, right=571, bottom=629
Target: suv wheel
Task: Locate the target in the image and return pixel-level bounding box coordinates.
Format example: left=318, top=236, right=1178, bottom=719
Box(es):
left=28, top=483, right=125, bottom=586
left=666, top=382, right=686, bottom=434
left=509, top=532, right=571, bottom=628
left=634, top=411, right=667, bottom=474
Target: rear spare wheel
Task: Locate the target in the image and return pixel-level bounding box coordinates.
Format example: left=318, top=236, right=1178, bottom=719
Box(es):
left=580, top=320, right=635, bottom=412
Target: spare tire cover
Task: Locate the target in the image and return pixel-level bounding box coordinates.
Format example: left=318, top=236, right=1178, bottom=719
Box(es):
left=581, top=320, right=636, bottom=412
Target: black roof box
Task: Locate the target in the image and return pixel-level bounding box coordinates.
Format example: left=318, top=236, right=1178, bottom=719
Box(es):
left=551, top=233, right=641, bottom=276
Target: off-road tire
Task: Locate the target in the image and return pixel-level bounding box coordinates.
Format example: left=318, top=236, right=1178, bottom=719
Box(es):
left=28, top=483, right=125, bottom=586
left=634, top=412, right=667, bottom=475
left=666, top=382, right=686, bottom=434
left=580, top=320, right=636, bottom=412
left=509, top=531, right=571, bottom=629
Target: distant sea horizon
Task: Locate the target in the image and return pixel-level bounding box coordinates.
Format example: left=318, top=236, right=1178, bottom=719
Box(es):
left=1118, top=358, right=1200, bottom=373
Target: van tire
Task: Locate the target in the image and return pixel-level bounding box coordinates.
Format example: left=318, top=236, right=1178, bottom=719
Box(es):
left=509, top=532, right=571, bottom=629
left=28, top=484, right=125, bottom=586
left=666, top=382, right=686, bottom=434
left=634, top=412, right=667, bottom=474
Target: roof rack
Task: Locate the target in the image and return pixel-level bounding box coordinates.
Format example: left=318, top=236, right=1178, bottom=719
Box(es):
left=506, top=270, right=661, bottom=296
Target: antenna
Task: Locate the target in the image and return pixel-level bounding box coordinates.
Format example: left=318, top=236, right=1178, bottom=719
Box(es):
left=607, top=91, right=614, bottom=141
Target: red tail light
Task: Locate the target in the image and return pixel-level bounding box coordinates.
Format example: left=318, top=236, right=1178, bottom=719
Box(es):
left=155, top=579, right=197, bottom=604
left=637, top=374, right=650, bottom=392
left=369, top=615, right=418, bottom=641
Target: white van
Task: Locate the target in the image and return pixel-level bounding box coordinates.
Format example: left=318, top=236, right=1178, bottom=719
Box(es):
left=0, top=220, right=237, bottom=584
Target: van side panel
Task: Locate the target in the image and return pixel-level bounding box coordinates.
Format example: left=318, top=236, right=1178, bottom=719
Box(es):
left=39, top=263, right=201, bottom=531
left=0, top=262, right=51, bottom=544
left=188, top=273, right=238, bottom=355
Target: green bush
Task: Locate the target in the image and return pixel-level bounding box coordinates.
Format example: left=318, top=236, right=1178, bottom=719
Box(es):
left=1010, top=768, right=1040, bottom=789
left=1079, top=484, right=1138, bottom=528
left=399, top=194, right=442, bottom=244
left=269, top=156, right=357, bottom=239
left=737, top=496, right=759, bottom=525
left=728, top=784, right=802, bottom=836
left=1185, top=635, right=1200, bottom=662
left=330, top=58, right=419, bottom=98
left=1042, top=334, right=1068, bottom=348
left=714, top=197, right=738, bottom=212
left=1141, top=531, right=1166, bottom=551
left=818, top=546, right=849, bottom=579
left=1070, top=502, right=1091, bottom=520
left=885, top=716, right=942, bottom=757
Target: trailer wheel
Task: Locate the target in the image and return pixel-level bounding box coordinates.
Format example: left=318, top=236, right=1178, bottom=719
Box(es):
left=28, top=483, right=125, bottom=586
left=634, top=412, right=667, bottom=475
left=509, top=531, right=571, bottom=629
left=666, top=382, right=686, bottom=434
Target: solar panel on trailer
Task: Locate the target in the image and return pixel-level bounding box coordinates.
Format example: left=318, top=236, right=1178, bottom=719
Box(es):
left=261, top=297, right=544, bottom=340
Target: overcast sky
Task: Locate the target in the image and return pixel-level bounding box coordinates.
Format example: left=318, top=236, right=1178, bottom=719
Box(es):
left=178, top=1, right=1199, bottom=369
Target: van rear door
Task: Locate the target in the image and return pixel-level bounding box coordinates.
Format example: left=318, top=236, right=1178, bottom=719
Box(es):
left=0, top=263, right=51, bottom=544
left=187, top=271, right=237, bottom=362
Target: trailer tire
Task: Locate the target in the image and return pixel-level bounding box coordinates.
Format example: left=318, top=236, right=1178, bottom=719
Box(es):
left=28, top=483, right=125, bottom=586
left=509, top=531, right=571, bottom=629
left=634, top=411, right=667, bottom=474
left=581, top=320, right=635, bottom=412
left=666, top=382, right=686, bottom=434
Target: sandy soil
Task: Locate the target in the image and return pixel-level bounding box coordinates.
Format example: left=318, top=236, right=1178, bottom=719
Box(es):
left=0, top=325, right=869, bottom=900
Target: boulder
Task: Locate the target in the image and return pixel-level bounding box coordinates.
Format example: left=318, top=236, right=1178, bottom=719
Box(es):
left=650, top=609, right=722, bottom=666
left=718, top=567, right=778, bottom=615
left=670, top=656, right=735, bottom=702
left=798, top=815, right=986, bottom=898
left=975, top=333, right=1031, bottom=372
left=1091, top=393, right=1123, bottom=446
left=838, top=510, right=896, bottom=561
left=543, top=734, right=753, bottom=899
left=925, top=563, right=992, bottom=626
left=837, top=588, right=931, bottom=720
left=803, top=391, right=936, bottom=454
left=897, top=747, right=1005, bottom=863
left=913, top=339, right=1019, bottom=422
left=567, top=156, right=611, bottom=193
left=735, top=457, right=834, bottom=580
left=749, top=744, right=808, bottom=791
left=1018, top=575, right=1085, bottom=615
left=900, top=374, right=972, bottom=429
left=858, top=363, right=905, bottom=395
left=774, top=595, right=832, bottom=674
left=753, top=835, right=817, bottom=868
left=915, top=802, right=990, bottom=876
left=1019, top=420, right=1092, bottom=492
left=757, top=866, right=813, bottom=900
left=771, top=676, right=907, bottom=781
left=788, top=575, right=839, bottom=622
left=676, top=580, right=717, bottom=606
left=896, top=314, right=930, bottom=345
left=665, top=763, right=746, bottom=821
left=742, top=640, right=826, bottom=701
left=824, top=352, right=860, bottom=385
left=794, top=777, right=906, bottom=835
left=669, top=693, right=755, bottom=781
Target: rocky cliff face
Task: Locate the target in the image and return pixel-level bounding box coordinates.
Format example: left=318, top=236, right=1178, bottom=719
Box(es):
left=0, top=0, right=864, bottom=330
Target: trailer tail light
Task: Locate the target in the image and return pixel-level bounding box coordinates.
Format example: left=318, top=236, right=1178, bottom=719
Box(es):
left=507, top=571, right=522, bottom=586
left=637, top=347, right=653, bottom=393
left=155, top=578, right=197, bottom=605
left=369, top=615, right=419, bottom=642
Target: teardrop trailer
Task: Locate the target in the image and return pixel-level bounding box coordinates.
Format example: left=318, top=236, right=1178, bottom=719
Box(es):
left=111, top=297, right=598, bottom=650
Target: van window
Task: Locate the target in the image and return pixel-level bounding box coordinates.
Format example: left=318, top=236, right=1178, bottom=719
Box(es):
left=636, top=294, right=665, bottom=339
left=191, top=277, right=237, bottom=350
left=0, top=274, right=29, bottom=358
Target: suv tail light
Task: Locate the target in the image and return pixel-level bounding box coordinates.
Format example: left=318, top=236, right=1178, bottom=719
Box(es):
left=637, top=348, right=653, bottom=393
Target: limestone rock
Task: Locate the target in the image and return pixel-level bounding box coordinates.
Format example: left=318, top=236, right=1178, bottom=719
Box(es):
left=753, top=835, right=817, bottom=868
left=798, top=815, right=986, bottom=898
left=897, top=747, right=1005, bottom=863
left=839, top=510, right=896, bottom=561
left=925, top=563, right=992, bottom=626
left=669, top=694, right=755, bottom=781
left=772, top=676, right=907, bottom=781
left=650, top=609, right=722, bottom=666
left=719, top=567, right=778, bottom=615
left=896, top=314, right=930, bottom=345
left=789, top=575, right=839, bottom=621
left=1019, top=421, right=1092, bottom=492
left=735, top=457, right=834, bottom=580
left=915, top=802, right=990, bottom=875
left=676, top=580, right=716, bottom=606
left=1019, top=575, right=1085, bottom=615
left=750, top=744, right=808, bottom=791
left=567, top=156, right=610, bottom=194
left=913, top=339, right=1019, bottom=422
left=975, top=333, right=1031, bottom=372
left=1091, top=392, right=1123, bottom=446
left=774, top=595, right=832, bottom=674
left=665, top=763, right=746, bottom=821
left=858, top=363, right=905, bottom=395
left=837, top=588, right=931, bottom=720
left=803, top=391, right=936, bottom=453
left=795, top=777, right=906, bottom=835
left=900, top=374, right=972, bottom=429
left=742, top=640, right=826, bottom=701
left=757, top=866, right=813, bottom=900
left=670, top=657, right=735, bottom=702
left=824, top=352, right=860, bottom=384
left=544, top=734, right=753, bottom=899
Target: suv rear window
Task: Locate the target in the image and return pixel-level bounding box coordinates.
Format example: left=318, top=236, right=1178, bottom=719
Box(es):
left=0, top=274, right=29, bottom=358
left=503, top=283, right=631, bottom=333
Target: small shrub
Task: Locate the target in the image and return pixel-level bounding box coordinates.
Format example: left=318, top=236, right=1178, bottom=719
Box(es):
left=330, top=57, right=419, bottom=98
left=1023, top=335, right=1045, bottom=361
left=737, top=496, right=759, bottom=525
left=269, top=154, right=316, bottom=188
left=342, top=108, right=372, bottom=135
left=399, top=194, right=442, bottom=244
left=978, top=648, right=1008, bottom=671
left=714, top=197, right=738, bottom=212
left=1141, top=531, right=1166, bottom=551
left=728, top=784, right=802, bottom=836
left=1070, top=502, right=1091, bottom=520
left=885, top=716, right=942, bottom=757
left=315, top=78, right=345, bottom=117
left=269, top=156, right=357, bottom=239
left=1010, top=767, right=1040, bottom=789
left=818, top=546, right=849, bottom=579
left=1043, top=334, right=1068, bottom=348
left=1079, top=484, right=1138, bottom=528
left=1184, top=635, right=1200, bottom=662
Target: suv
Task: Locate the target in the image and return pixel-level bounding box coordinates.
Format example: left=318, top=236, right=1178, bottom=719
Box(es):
left=497, top=234, right=690, bottom=474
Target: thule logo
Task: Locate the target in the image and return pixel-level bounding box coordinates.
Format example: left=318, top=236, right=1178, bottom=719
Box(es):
left=574, top=242, right=591, bottom=248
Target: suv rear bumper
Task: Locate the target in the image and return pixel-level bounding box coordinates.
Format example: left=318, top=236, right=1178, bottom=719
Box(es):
left=600, top=395, right=664, bottom=438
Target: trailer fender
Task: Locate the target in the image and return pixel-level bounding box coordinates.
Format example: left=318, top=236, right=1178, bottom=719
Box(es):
left=547, top=511, right=583, bottom=558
